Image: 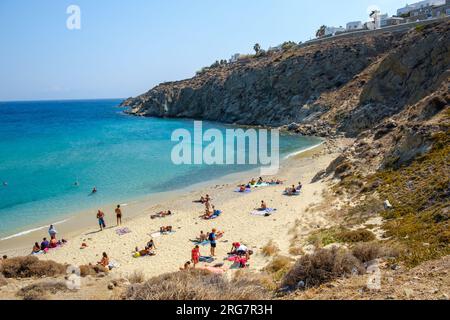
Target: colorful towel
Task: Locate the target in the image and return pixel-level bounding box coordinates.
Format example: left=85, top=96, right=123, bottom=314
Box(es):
left=199, top=256, right=215, bottom=263
left=283, top=191, right=301, bottom=196
left=234, top=188, right=251, bottom=193
left=251, top=208, right=277, bottom=216
left=190, top=240, right=210, bottom=246
left=116, top=227, right=132, bottom=236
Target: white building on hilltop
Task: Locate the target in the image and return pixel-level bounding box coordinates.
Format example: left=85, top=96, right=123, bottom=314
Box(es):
left=397, top=0, right=446, bottom=16
left=324, top=26, right=346, bottom=36
left=346, top=21, right=363, bottom=30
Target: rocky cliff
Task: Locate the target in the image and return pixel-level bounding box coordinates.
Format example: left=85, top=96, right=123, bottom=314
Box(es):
left=123, top=20, right=449, bottom=140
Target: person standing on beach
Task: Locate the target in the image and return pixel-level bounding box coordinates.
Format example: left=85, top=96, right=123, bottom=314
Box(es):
left=97, top=210, right=106, bottom=231
left=191, top=245, right=200, bottom=268
left=48, top=225, right=57, bottom=239
left=115, top=205, right=122, bottom=226
left=209, top=229, right=217, bottom=257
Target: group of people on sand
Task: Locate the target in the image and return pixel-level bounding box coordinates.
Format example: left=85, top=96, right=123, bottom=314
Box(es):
left=284, top=182, right=303, bottom=195
left=197, top=194, right=222, bottom=220
left=31, top=225, right=67, bottom=255
left=134, top=238, right=157, bottom=257
left=95, top=205, right=123, bottom=231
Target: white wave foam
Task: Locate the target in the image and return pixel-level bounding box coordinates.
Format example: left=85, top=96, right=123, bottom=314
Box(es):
left=0, top=219, right=70, bottom=241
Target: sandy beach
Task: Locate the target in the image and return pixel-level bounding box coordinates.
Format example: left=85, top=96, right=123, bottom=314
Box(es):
left=0, top=139, right=350, bottom=279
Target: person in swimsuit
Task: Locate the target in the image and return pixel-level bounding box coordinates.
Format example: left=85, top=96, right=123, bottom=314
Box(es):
left=115, top=205, right=122, bottom=226
left=260, top=200, right=267, bottom=211
left=191, top=245, right=200, bottom=268
left=209, top=229, right=217, bottom=257
left=32, top=242, right=41, bottom=254
left=180, top=261, right=192, bottom=271
left=97, top=210, right=106, bottom=231
left=98, top=252, right=109, bottom=267
left=91, top=187, right=97, bottom=194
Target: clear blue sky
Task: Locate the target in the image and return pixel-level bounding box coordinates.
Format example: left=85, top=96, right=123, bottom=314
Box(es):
left=0, top=0, right=407, bottom=101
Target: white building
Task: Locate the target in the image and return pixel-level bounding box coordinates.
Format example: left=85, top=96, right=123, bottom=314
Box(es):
left=346, top=21, right=363, bottom=30
left=324, top=26, right=346, bottom=36
left=397, top=0, right=446, bottom=16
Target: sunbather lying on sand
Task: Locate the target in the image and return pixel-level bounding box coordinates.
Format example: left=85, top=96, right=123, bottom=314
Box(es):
left=151, top=210, right=172, bottom=219
left=160, top=226, right=173, bottom=233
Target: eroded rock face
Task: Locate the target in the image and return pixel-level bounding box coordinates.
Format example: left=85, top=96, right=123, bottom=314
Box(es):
left=124, top=20, right=449, bottom=181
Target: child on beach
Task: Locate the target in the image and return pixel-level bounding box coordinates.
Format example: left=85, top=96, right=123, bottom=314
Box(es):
left=97, top=210, right=106, bottom=231
left=191, top=245, right=200, bottom=268
left=115, top=205, right=122, bottom=226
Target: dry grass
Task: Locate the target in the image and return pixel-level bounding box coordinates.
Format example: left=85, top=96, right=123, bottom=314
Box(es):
left=79, top=264, right=108, bottom=277
left=351, top=242, right=400, bottom=263
left=123, top=269, right=271, bottom=300
left=261, top=240, right=280, bottom=257
left=0, top=256, right=66, bottom=279
left=282, top=247, right=364, bottom=289
left=264, top=255, right=294, bottom=281
left=16, top=280, right=68, bottom=300
left=338, top=229, right=376, bottom=243
left=288, top=246, right=304, bottom=256
left=127, top=271, right=146, bottom=284
left=0, top=274, right=7, bottom=287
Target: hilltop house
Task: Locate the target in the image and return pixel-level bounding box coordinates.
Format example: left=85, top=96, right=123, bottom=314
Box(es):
left=324, top=26, right=346, bottom=36
left=397, top=0, right=449, bottom=22
left=346, top=21, right=363, bottom=30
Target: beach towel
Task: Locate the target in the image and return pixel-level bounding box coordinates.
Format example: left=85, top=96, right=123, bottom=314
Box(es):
left=251, top=208, right=277, bottom=216
left=199, top=256, right=215, bottom=263
left=150, top=230, right=176, bottom=238
left=283, top=191, right=301, bottom=196
left=108, top=260, right=119, bottom=270
left=205, top=210, right=222, bottom=220
left=250, top=182, right=270, bottom=188
left=234, top=188, right=251, bottom=194
left=190, top=240, right=210, bottom=246
left=115, top=227, right=132, bottom=236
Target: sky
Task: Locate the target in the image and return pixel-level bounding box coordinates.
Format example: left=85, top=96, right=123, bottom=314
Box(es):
left=0, top=0, right=408, bottom=101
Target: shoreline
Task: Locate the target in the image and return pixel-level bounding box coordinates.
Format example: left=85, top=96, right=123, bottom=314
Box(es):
left=0, top=139, right=326, bottom=256
left=1, top=137, right=351, bottom=280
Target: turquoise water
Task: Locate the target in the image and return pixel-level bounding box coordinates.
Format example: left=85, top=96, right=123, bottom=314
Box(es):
left=0, top=99, right=321, bottom=238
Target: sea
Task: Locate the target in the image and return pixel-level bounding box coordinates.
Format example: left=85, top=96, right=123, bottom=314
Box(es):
left=0, top=99, right=322, bottom=239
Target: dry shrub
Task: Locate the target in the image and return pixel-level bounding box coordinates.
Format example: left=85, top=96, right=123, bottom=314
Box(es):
left=1, top=256, right=66, bottom=278
left=288, top=246, right=304, bottom=256
left=352, top=242, right=400, bottom=263
left=79, top=264, right=108, bottom=277
left=0, top=274, right=7, bottom=287
left=16, top=280, right=68, bottom=300
left=338, top=229, right=376, bottom=243
left=233, top=270, right=277, bottom=291
left=261, top=240, right=280, bottom=257
left=264, top=256, right=293, bottom=274
left=282, top=247, right=364, bottom=289
left=123, top=269, right=271, bottom=300
left=127, top=271, right=146, bottom=284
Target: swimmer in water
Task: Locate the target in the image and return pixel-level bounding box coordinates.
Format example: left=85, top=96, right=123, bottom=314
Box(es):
left=91, top=187, right=97, bottom=194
